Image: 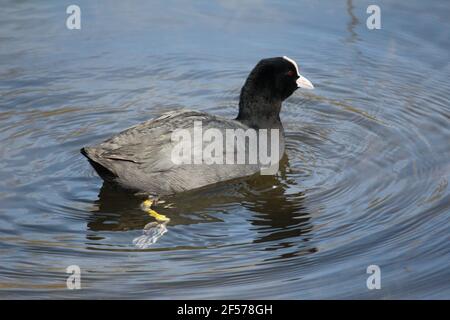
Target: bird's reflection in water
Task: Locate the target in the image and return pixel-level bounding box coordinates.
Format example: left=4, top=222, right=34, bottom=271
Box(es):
left=237, top=157, right=316, bottom=260
left=87, top=155, right=315, bottom=255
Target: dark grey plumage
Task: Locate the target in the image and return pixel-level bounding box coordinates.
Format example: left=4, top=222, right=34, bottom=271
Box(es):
left=82, top=110, right=262, bottom=195
left=81, top=57, right=313, bottom=195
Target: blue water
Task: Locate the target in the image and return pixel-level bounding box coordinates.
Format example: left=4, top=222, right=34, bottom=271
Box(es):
left=0, top=0, right=449, bottom=298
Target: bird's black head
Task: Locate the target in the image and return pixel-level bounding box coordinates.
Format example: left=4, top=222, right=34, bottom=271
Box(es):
left=237, top=56, right=313, bottom=126
left=246, top=56, right=313, bottom=101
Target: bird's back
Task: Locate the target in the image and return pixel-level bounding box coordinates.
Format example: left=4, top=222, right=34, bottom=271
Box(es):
left=81, top=109, right=263, bottom=195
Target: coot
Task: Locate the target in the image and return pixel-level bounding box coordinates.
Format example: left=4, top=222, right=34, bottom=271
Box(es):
left=81, top=56, right=313, bottom=196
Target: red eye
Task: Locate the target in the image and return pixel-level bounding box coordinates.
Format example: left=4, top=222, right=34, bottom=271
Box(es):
left=287, top=70, right=295, bottom=76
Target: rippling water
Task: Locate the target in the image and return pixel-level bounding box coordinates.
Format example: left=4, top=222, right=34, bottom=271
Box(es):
left=0, top=0, right=449, bottom=299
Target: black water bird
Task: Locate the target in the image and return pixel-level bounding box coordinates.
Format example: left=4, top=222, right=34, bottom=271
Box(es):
left=81, top=56, right=314, bottom=196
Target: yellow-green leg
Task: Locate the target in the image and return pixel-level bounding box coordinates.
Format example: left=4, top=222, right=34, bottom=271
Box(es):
left=140, top=198, right=170, bottom=222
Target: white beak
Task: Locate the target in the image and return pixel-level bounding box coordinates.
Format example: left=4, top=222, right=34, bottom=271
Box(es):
left=296, top=74, right=314, bottom=89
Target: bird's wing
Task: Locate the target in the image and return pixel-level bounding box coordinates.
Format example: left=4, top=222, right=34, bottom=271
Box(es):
left=84, top=109, right=247, bottom=173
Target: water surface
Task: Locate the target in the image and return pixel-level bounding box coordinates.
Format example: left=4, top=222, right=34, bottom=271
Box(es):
left=0, top=0, right=449, bottom=298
